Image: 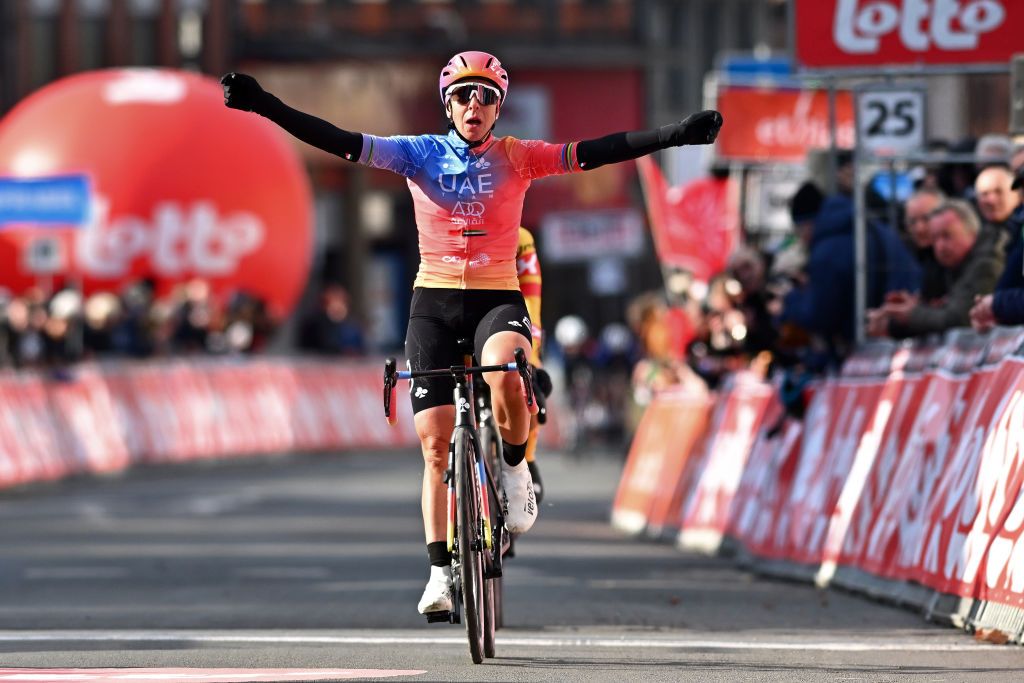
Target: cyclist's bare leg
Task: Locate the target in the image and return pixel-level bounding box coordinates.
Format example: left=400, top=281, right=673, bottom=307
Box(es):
left=414, top=405, right=456, bottom=543
left=414, top=405, right=456, bottom=614
left=480, top=330, right=538, bottom=532
left=479, top=330, right=534, bottom=444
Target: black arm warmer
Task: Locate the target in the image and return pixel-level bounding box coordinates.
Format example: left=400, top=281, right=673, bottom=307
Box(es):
left=258, top=95, right=363, bottom=162
left=575, top=124, right=677, bottom=171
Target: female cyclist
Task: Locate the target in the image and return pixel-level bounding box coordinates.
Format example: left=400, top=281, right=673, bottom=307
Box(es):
left=221, top=51, right=722, bottom=615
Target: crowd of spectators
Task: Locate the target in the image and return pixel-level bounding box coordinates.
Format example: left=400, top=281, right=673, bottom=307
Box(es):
left=0, top=276, right=376, bottom=371
left=670, top=133, right=1024, bottom=394
left=0, top=278, right=277, bottom=370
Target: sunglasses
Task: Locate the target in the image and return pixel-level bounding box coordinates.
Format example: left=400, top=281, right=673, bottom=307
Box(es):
left=446, top=82, right=501, bottom=106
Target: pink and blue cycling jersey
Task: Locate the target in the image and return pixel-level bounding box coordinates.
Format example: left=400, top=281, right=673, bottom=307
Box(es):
left=359, top=129, right=581, bottom=290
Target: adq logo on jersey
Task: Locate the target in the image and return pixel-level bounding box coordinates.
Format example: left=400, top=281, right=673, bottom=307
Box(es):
left=833, top=0, right=1006, bottom=54
left=452, top=201, right=486, bottom=218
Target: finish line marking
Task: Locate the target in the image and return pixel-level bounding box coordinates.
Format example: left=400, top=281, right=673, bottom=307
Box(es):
left=0, top=670, right=425, bottom=682
left=0, top=631, right=1000, bottom=652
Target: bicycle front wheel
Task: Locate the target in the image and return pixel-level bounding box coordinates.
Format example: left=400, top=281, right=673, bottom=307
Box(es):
left=455, top=429, right=485, bottom=664
left=478, top=423, right=502, bottom=656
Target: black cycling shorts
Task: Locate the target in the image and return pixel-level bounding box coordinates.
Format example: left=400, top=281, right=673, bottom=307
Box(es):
left=405, top=287, right=533, bottom=414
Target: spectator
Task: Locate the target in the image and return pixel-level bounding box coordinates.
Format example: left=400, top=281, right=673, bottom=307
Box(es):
left=771, top=181, right=823, bottom=285
left=975, top=133, right=1013, bottom=170
left=937, top=137, right=978, bottom=199
left=170, top=278, right=216, bottom=353
left=725, top=245, right=777, bottom=360
left=780, top=155, right=920, bottom=358
left=870, top=199, right=1005, bottom=338
left=901, top=188, right=946, bottom=301
left=299, top=284, right=366, bottom=356
left=971, top=166, right=1024, bottom=331
left=974, top=165, right=1022, bottom=252
left=112, top=279, right=157, bottom=358
left=83, top=292, right=122, bottom=356
left=627, top=293, right=704, bottom=401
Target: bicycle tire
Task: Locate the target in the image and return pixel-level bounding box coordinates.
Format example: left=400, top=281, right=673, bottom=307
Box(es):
left=455, top=429, right=485, bottom=664
left=478, top=425, right=501, bottom=657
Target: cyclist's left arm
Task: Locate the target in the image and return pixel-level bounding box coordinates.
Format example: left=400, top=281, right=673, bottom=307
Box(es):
left=504, top=109, right=722, bottom=179
left=575, top=110, right=723, bottom=170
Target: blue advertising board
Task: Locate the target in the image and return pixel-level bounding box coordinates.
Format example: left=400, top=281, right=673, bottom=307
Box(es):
left=0, top=175, right=92, bottom=226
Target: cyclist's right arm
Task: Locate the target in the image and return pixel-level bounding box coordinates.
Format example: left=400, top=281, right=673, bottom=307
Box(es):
left=221, top=72, right=424, bottom=175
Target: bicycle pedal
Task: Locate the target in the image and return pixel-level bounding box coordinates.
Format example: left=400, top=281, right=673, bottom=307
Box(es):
left=425, top=611, right=453, bottom=624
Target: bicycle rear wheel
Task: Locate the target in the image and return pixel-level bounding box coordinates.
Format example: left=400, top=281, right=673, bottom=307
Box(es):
left=455, top=429, right=485, bottom=664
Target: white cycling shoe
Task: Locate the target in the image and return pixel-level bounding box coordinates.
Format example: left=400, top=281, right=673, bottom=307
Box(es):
left=501, top=458, right=538, bottom=534
left=417, top=565, right=453, bottom=614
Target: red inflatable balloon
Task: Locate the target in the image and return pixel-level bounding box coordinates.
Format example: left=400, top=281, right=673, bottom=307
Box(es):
left=0, top=68, right=313, bottom=319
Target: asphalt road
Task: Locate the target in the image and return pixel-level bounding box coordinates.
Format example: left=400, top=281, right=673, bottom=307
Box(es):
left=0, top=447, right=1020, bottom=682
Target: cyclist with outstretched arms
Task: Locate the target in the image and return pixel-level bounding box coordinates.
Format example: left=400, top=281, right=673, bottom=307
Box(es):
left=221, top=51, right=722, bottom=615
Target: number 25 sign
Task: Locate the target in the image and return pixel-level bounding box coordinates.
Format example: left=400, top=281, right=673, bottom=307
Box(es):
left=855, top=86, right=926, bottom=157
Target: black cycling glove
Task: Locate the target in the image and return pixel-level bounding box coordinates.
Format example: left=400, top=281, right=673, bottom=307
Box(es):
left=220, top=72, right=363, bottom=162
left=575, top=110, right=723, bottom=170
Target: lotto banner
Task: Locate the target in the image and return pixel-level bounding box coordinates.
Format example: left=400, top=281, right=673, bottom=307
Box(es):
left=611, top=388, right=712, bottom=535
left=678, top=372, right=776, bottom=551
left=794, top=0, right=1020, bottom=70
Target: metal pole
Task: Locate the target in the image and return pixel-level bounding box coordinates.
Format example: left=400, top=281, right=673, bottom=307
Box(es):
left=827, top=78, right=838, bottom=195
left=853, top=157, right=868, bottom=348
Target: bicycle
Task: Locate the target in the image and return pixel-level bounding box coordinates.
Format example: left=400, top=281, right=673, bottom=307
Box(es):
left=383, top=343, right=535, bottom=663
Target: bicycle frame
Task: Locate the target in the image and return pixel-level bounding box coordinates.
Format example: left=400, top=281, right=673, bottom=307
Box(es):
left=446, top=371, right=495, bottom=555
left=382, top=347, right=534, bottom=662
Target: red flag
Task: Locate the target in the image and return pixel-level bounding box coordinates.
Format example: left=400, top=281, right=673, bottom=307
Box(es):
left=636, top=156, right=739, bottom=282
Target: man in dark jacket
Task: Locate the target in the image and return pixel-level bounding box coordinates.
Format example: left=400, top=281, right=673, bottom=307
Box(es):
left=780, top=190, right=921, bottom=353
left=874, top=199, right=1005, bottom=338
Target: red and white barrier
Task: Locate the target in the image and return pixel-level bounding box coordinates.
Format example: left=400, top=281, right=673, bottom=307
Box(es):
left=0, top=357, right=566, bottom=491
left=612, top=326, right=1024, bottom=638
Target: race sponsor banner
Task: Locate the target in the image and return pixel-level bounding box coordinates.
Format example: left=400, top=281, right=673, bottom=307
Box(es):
left=611, top=387, right=711, bottom=535
left=728, top=404, right=805, bottom=560
left=851, top=336, right=988, bottom=582
left=819, top=346, right=915, bottom=581
left=715, top=87, right=856, bottom=163
left=678, top=372, right=775, bottom=551
left=635, top=157, right=739, bottom=282
left=0, top=69, right=313, bottom=319
left=794, top=0, right=1019, bottom=70
left=0, top=357, right=475, bottom=494
left=888, top=333, right=1011, bottom=594
left=909, top=352, right=1024, bottom=601
left=780, top=373, right=889, bottom=566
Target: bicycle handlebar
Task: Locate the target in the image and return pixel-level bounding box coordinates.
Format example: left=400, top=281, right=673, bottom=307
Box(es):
left=383, top=347, right=535, bottom=424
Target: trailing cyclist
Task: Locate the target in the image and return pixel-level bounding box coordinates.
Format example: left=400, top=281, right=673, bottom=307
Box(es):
left=516, top=226, right=551, bottom=502
left=221, top=50, right=722, bottom=616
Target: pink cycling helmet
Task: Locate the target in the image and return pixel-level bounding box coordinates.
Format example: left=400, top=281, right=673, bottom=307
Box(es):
left=438, top=51, right=509, bottom=105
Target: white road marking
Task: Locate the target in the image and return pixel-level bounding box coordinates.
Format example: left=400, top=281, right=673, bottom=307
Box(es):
left=0, top=669, right=424, bottom=682
left=233, top=567, right=332, bottom=580
left=23, top=567, right=129, bottom=580
left=0, top=630, right=1000, bottom=652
